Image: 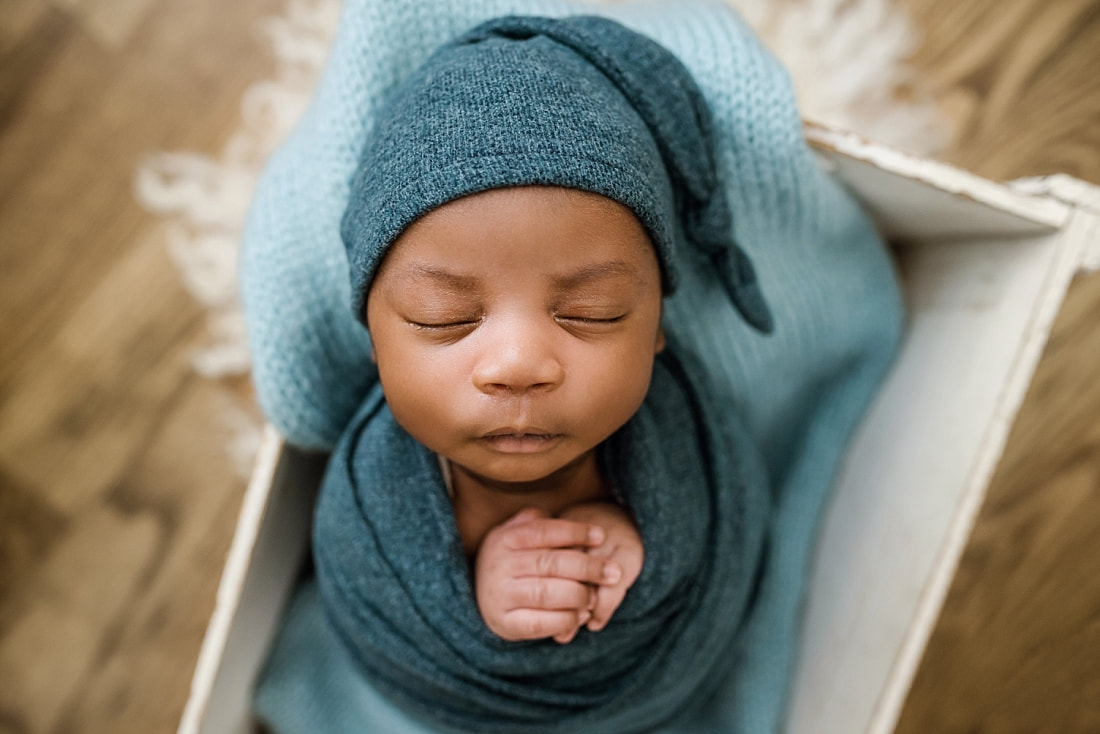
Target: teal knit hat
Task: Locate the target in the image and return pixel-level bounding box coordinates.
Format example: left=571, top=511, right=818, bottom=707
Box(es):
left=341, top=15, right=773, bottom=333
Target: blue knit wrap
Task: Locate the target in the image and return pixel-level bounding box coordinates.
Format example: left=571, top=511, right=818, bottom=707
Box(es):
left=313, top=344, right=768, bottom=733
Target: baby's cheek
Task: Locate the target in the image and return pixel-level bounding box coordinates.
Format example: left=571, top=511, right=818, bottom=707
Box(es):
left=594, top=359, right=652, bottom=422
left=380, top=370, right=451, bottom=442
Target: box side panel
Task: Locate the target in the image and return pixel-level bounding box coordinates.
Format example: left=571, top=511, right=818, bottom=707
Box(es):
left=178, top=429, right=283, bottom=734
left=806, top=123, right=1068, bottom=243
left=785, top=226, right=1076, bottom=734
left=865, top=205, right=1100, bottom=732
left=820, top=154, right=1062, bottom=242
left=179, top=436, right=326, bottom=734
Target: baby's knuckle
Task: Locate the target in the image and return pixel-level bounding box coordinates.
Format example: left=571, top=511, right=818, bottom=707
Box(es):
left=530, top=523, right=553, bottom=546
left=531, top=580, right=548, bottom=607
left=502, top=526, right=528, bottom=547
left=535, top=551, right=557, bottom=577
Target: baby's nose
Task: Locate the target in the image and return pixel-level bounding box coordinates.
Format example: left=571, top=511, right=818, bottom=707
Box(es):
left=471, top=320, right=564, bottom=395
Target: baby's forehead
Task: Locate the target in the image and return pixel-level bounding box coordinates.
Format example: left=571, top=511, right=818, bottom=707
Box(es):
left=374, top=187, right=661, bottom=295
left=387, top=259, right=649, bottom=293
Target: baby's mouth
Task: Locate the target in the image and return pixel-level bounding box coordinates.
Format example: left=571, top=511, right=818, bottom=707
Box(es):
left=480, top=429, right=562, bottom=453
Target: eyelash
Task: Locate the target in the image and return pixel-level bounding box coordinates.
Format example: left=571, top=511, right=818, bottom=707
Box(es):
left=556, top=314, right=626, bottom=325
left=409, top=319, right=481, bottom=331
left=408, top=314, right=626, bottom=331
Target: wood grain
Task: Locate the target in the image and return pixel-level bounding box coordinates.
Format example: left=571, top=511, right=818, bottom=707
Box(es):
left=0, top=1, right=1097, bottom=733
left=0, top=0, right=274, bottom=731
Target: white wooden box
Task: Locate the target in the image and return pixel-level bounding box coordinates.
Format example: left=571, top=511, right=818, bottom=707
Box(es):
left=178, top=127, right=1100, bottom=734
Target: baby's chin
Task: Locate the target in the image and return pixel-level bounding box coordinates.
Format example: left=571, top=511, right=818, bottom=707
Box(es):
left=448, top=448, right=599, bottom=494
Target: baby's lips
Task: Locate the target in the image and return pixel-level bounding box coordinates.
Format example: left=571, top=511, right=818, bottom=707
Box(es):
left=482, top=424, right=558, bottom=438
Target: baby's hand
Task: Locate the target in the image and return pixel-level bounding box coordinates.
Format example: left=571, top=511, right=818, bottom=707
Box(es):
left=475, top=507, right=623, bottom=644
left=557, top=502, right=644, bottom=633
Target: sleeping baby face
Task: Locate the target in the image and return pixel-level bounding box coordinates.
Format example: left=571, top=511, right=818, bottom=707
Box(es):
left=365, top=186, right=665, bottom=488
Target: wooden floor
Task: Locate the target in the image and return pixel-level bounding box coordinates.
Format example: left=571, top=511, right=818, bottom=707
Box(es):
left=0, top=0, right=1097, bottom=732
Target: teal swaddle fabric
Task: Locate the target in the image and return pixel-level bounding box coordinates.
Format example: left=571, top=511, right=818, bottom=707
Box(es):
left=311, top=346, right=769, bottom=733
left=244, top=0, right=904, bottom=732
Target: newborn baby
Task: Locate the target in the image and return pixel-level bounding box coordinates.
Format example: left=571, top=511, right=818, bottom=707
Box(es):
left=306, top=15, right=774, bottom=730
left=248, top=6, right=903, bottom=734
left=366, top=186, right=653, bottom=643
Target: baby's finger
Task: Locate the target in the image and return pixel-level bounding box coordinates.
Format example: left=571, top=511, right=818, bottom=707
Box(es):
left=552, top=617, right=589, bottom=645
left=501, top=608, right=592, bottom=642
left=502, top=517, right=605, bottom=551
left=587, top=584, right=628, bottom=633
left=506, top=577, right=594, bottom=611
left=510, top=548, right=622, bottom=586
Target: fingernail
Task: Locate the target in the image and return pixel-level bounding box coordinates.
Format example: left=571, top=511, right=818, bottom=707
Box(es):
left=579, top=610, right=592, bottom=625
left=587, top=619, right=605, bottom=632
left=588, top=526, right=605, bottom=545
left=602, top=563, right=621, bottom=584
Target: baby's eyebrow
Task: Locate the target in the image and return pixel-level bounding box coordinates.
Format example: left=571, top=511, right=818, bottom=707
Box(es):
left=400, top=265, right=480, bottom=291
left=552, top=261, right=636, bottom=290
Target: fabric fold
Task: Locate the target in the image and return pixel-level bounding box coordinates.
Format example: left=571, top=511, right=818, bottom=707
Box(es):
left=313, top=343, right=769, bottom=733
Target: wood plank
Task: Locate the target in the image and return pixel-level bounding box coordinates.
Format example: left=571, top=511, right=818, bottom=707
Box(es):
left=0, top=503, right=161, bottom=733
left=0, top=0, right=50, bottom=58
left=901, top=0, right=1100, bottom=183
left=48, top=377, right=252, bottom=734
left=0, top=0, right=282, bottom=386
left=0, top=227, right=201, bottom=514
left=0, top=466, right=68, bottom=615
left=0, top=1, right=280, bottom=731
left=47, top=0, right=156, bottom=49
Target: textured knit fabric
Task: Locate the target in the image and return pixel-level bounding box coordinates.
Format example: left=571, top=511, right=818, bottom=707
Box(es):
left=314, top=17, right=775, bottom=730
left=245, top=0, right=905, bottom=732
left=312, top=344, right=767, bottom=733
left=342, top=15, right=772, bottom=332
